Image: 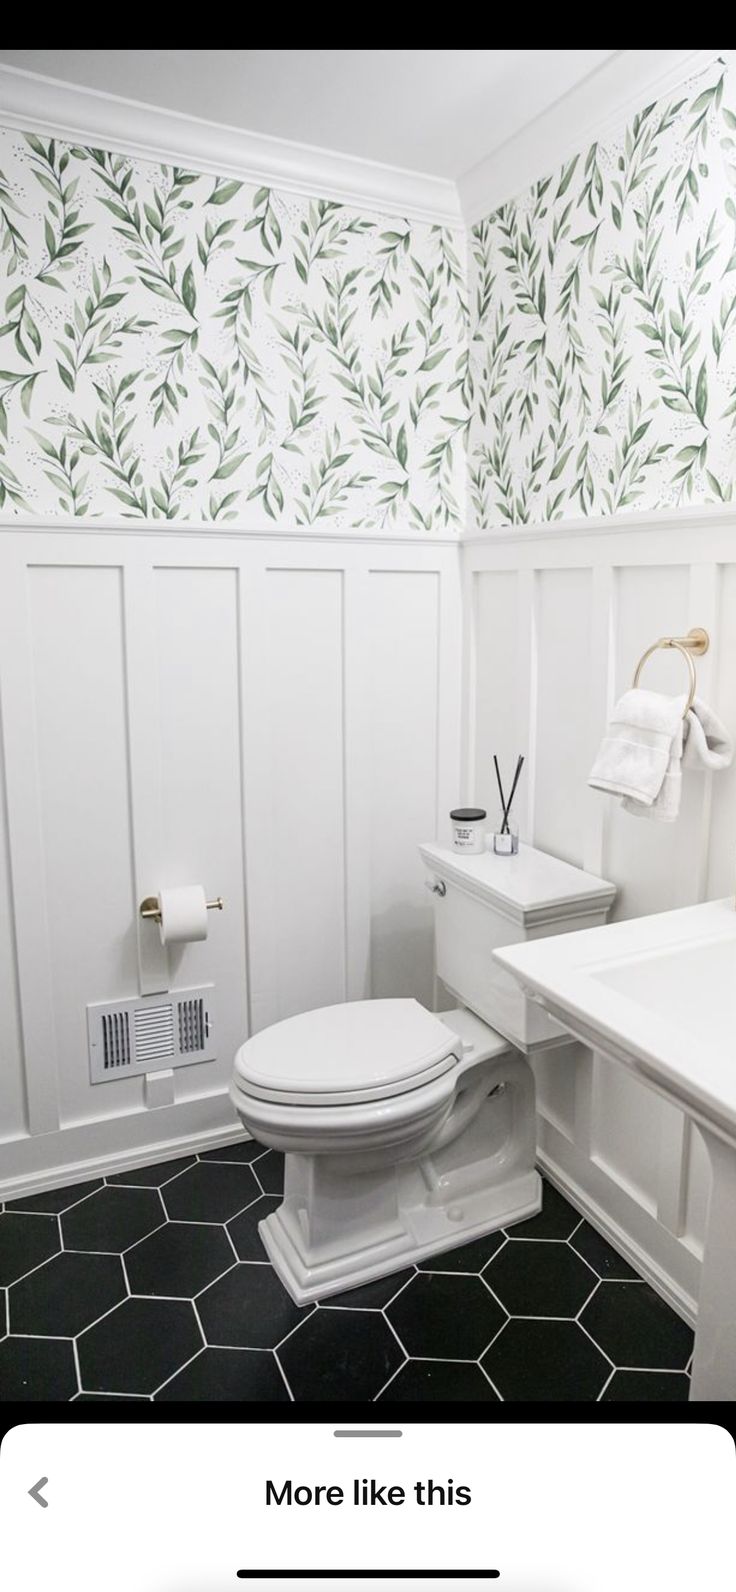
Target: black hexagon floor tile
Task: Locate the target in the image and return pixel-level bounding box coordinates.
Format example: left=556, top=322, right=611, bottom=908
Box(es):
left=227, top=1195, right=281, bottom=1262
left=199, top=1139, right=269, bottom=1164
left=600, top=1369, right=691, bottom=1401
left=484, top=1238, right=598, bottom=1317
left=0, top=1212, right=60, bottom=1285
left=378, top=1359, right=500, bottom=1401
left=482, top=1318, right=611, bottom=1401
left=4, top=1155, right=695, bottom=1401
left=323, top=1268, right=416, bottom=1310
left=155, top=1346, right=290, bottom=1401
left=6, top=1178, right=103, bottom=1213
left=278, top=1307, right=404, bottom=1400
left=125, top=1222, right=235, bottom=1298
left=162, top=1161, right=260, bottom=1223
left=417, top=1230, right=505, bottom=1273
left=570, top=1221, right=639, bottom=1279
left=580, top=1281, right=694, bottom=1370
left=507, top=1181, right=581, bottom=1240
left=252, top=1150, right=285, bottom=1196
left=9, top=1251, right=126, bottom=1336
left=0, top=1335, right=78, bottom=1400
left=61, top=1186, right=164, bottom=1253
left=197, top=1262, right=312, bottom=1348
left=386, top=1272, right=506, bottom=1359
left=77, top=1297, right=202, bottom=1394
left=107, top=1156, right=196, bottom=1187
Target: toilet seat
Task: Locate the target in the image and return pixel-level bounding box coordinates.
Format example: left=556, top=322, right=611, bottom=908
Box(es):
left=233, top=998, right=460, bottom=1106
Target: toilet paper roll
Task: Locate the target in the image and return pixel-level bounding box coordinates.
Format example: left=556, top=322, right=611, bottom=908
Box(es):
left=156, top=884, right=209, bottom=945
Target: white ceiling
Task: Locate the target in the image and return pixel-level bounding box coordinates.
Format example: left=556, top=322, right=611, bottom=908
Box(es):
left=0, top=49, right=616, bottom=179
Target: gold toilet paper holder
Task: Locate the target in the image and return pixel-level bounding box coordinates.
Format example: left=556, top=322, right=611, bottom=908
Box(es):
left=139, top=894, right=224, bottom=923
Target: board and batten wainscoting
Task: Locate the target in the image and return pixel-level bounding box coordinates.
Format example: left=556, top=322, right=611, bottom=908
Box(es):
left=463, top=502, right=736, bottom=1327
left=0, top=519, right=462, bottom=1201
left=3, top=501, right=736, bottom=1331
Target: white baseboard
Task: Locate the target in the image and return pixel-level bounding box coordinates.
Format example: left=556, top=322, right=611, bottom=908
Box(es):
left=537, top=1150, right=698, bottom=1328
left=0, top=1121, right=254, bottom=1205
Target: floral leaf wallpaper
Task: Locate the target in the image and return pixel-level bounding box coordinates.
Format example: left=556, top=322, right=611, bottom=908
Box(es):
left=0, top=132, right=468, bottom=528
left=3, top=56, right=736, bottom=534
left=469, top=56, right=736, bottom=527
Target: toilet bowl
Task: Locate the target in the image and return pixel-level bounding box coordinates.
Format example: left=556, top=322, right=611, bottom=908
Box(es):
left=232, top=1000, right=539, bottom=1303
left=231, top=842, right=616, bottom=1304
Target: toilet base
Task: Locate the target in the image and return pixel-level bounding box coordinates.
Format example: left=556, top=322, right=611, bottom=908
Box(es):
left=259, top=1165, right=542, bottom=1305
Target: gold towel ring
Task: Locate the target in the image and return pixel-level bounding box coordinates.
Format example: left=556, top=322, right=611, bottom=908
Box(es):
left=632, top=627, right=709, bottom=718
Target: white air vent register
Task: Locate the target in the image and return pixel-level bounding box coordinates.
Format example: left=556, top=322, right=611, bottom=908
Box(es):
left=87, top=985, right=216, bottom=1083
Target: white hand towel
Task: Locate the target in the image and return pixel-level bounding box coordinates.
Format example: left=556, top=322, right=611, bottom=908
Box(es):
left=590, top=689, right=734, bottom=824
left=681, top=696, right=734, bottom=771
left=621, top=714, right=684, bottom=821
left=588, top=688, right=685, bottom=806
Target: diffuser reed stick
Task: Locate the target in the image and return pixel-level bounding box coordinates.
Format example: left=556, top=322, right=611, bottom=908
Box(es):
left=502, top=755, right=524, bottom=834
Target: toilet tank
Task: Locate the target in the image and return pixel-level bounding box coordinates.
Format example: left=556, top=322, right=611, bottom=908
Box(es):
left=419, top=842, right=616, bottom=1053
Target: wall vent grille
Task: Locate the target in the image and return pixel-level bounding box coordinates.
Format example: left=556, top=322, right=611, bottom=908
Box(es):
left=101, top=1010, right=132, bottom=1071
left=87, top=985, right=215, bottom=1083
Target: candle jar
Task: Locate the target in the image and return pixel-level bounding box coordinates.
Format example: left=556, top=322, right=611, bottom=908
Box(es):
left=449, top=807, right=487, bottom=855
left=492, top=808, right=519, bottom=855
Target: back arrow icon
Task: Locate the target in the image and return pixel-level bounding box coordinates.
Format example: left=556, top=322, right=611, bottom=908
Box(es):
left=28, top=1478, right=48, bottom=1508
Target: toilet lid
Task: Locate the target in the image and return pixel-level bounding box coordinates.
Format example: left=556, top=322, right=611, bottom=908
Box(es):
left=233, top=999, right=460, bottom=1106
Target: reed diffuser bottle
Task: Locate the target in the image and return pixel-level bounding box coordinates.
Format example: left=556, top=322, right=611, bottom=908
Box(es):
left=492, top=754, right=524, bottom=856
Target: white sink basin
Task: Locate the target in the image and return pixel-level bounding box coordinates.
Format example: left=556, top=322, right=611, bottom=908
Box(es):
left=494, top=897, right=736, bottom=1403
left=496, top=898, right=736, bottom=1144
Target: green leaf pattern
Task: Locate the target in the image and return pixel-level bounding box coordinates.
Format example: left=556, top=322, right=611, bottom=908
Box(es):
left=0, top=133, right=467, bottom=525
left=469, top=58, right=736, bottom=524
left=4, top=58, right=736, bottom=530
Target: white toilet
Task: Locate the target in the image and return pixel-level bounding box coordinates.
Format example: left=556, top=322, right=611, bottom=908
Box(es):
left=231, top=842, right=615, bottom=1303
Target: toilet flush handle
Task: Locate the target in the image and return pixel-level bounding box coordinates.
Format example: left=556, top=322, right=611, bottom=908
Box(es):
left=425, top=878, right=446, bottom=897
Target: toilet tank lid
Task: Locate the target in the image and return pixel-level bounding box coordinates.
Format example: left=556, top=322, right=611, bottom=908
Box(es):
left=234, top=998, right=460, bottom=1099
left=419, top=842, right=617, bottom=928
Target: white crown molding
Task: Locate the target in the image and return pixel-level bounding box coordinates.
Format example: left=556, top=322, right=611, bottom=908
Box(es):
left=0, top=53, right=723, bottom=233
left=459, top=48, right=722, bottom=225
left=0, top=63, right=463, bottom=228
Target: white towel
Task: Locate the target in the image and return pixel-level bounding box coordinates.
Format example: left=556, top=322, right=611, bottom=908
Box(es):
left=589, top=690, right=733, bottom=824
left=588, top=689, right=685, bottom=807
left=682, top=696, right=734, bottom=771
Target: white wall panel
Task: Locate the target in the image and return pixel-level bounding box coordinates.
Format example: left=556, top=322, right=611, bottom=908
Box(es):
left=153, top=566, right=248, bottom=1099
left=0, top=528, right=460, bottom=1199
left=534, top=568, right=593, bottom=868
left=472, top=570, right=519, bottom=821
left=465, top=511, right=736, bottom=1322
left=604, top=564, right=692, bottom=920
left=252, top=567, right=347, bottom=1023
left=706, top=562, right=736, bottom=900
left=367, top=571, right=439, bottom=1008
left=0, top=704, right=26, bottom=1143
left=28, top=565, right=140, bottom=1127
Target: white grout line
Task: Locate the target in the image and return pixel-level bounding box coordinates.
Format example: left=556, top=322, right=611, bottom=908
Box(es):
left=272, top=1306, right=318, bottom=1354
left=372, top=1352, right=410, bottom=1401
left=74, top=1296, right=130, bottom=1340
left=575, top=1277, right=602, bottom=1319
left=596, top=1366, right=617, bottom=1401
left=381, top=1309, right=413, bottom=1361
left=273, top=1349, right=296, bottom=1401
left=477, top=1312, right=511, bottom=1358
left=576, top=1317, right=616, bottom=1368
left=150, top=1344, right=209, bottom=1398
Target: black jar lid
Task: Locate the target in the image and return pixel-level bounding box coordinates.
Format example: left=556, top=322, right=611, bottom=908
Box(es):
left=450, top=808, right=487, bottom=821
